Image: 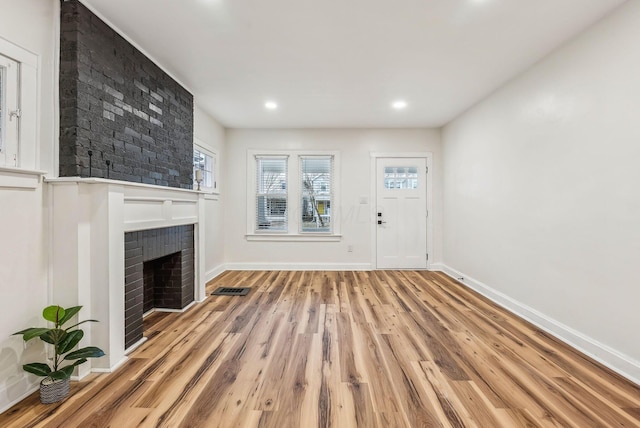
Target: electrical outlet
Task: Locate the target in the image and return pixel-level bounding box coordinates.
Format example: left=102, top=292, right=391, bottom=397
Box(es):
left=347, top=245, right=354, bottom=252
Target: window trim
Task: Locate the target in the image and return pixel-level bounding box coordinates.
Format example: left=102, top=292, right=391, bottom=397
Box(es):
left=0, top=37, right=37, bottom=170
left=246, top=149, right=341, bottom=241
left=193, top=141, right=218, bottom=194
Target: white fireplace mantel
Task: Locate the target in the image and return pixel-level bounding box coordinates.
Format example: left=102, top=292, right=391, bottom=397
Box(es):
left=46, top=177, right=206, bottom=377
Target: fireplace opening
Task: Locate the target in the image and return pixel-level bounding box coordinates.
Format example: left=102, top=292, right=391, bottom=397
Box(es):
left=125, top=225, right=194, bottom=349
left=143, top=252, right=183, bottom=313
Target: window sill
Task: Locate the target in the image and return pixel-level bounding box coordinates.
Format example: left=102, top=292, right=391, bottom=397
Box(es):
left=0, top=166, right=47, bottom=189
left=246, top=233, right=342, bottom=242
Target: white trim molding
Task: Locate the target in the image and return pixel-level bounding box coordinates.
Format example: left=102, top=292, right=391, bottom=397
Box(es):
left=91, top=356, right=129, bottom=374
left=225, top=263, right=372, bottom=271
left=435, top=264, right=640, bottom=385
left=246, top=234, right=342, bottom=242
left=125, top=337, right=148, bottom=355
left=0, top=385, right=39, bottom=414
left=0, top=167, right=46, bottom=189
left=205, top=264, right=227, bottom=284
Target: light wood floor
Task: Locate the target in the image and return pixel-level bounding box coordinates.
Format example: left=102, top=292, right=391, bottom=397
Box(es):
left=2, top=271, right=639, bottom=427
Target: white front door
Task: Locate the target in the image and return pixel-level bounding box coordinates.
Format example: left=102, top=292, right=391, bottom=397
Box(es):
left=376, top=158, right=427, bottom=269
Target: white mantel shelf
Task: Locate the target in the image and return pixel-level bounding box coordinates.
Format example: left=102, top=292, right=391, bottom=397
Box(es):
left=45, top=176, right=204, bottom=193
left=48, top=177, right=207, bottom=378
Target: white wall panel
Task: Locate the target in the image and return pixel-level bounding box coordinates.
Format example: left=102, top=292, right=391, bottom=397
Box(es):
left=442, top=1, right=640, bottom=381
left=0, top=0, right=59, bottom=413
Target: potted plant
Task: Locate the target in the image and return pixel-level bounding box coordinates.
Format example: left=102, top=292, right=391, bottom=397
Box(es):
left=13, top=305, right=105, bottom=404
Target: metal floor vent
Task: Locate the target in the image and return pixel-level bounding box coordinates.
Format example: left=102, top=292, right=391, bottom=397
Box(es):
left=211, top=287, right=251, bottom=296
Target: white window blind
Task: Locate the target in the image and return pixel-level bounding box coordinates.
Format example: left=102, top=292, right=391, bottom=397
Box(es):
left=256, top=156, right=288, bottom=232
left=300, top=156, right=333, bottom=233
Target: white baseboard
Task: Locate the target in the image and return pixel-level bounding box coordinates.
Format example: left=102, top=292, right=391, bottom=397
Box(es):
left=142, top=300, right=197, bottom=318
left=428, top=263, right=445, bottom=272
left=0, top=382, right=39, bottom=415
left=205, top=264, right=226, bottom=283
left=124, top=337, right=148, bottom=355
left=92, top=356, right=129, bottom=374
left=154, top=301, right=197, bottom=314
left=224, top=262, right=372, bottom=271
left=435, top=264, right=640, bottom=385
left=0, top=356, right=130, bottom=414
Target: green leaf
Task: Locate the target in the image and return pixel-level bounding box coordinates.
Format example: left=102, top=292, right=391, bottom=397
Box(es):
left=40, top=329, right=67, bottom=346
left=43, top=306, right=65, bottom=324
left=50, top=366, right=74, bottom=380
left=64, top=346, right=105, bottom=360
left=13, top=328, right=51, bottom=342
left=63, top=319, right=99, bottom=330
left=58, top=330, right=84, bottom=354
left=58, top=306, right=82, bottom=326
left=23, top=363, right=52, bottom=377
left=70, top=358, right=87, bottom=367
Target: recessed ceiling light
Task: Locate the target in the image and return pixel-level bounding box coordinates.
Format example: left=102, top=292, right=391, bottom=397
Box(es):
left=265, top=101, right=278, bottom=110
left=392, top=100, right=408, bottom=110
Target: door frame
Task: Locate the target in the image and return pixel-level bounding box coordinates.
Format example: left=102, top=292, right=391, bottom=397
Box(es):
left=370, top=152, right=433, bottom=270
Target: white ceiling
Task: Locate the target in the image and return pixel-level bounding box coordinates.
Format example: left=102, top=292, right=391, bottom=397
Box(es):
left=81, top=0, right=625, bottom=129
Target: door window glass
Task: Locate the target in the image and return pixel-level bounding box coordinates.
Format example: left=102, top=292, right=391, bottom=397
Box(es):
left=384, top=166, right=418, bottom=189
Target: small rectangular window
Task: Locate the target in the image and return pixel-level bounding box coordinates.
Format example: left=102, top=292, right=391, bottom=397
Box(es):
left=300, top=156, right=333, bottom=233
left=193, top=147, right=216, bottom=191
left=256, top=156, right=288, bottom=232
left=0, top=64, right=5, bottom=151
left=0, top=53, right=19, bottom=167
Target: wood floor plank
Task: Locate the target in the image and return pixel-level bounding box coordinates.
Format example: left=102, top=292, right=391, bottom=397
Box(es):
left=414, top=360, right=478, bottom=428
left=1, top=270, right=638, bottom=428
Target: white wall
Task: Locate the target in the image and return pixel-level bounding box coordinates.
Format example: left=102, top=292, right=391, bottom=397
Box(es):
left=194, top=105, right=226, bottom=281
left=0, top=0, right=59, bottom=174
left=442, top=1, right=640, bottom=382
left=224, top=129, right=442, bottom=268
left=0, top=0, right=59, bottom=413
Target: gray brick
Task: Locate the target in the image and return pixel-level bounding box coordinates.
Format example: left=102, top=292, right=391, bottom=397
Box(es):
left=59, top=0, right=193, bottom=189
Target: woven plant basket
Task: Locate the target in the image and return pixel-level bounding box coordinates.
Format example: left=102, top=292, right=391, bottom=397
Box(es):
left=40, top=378, right=70, bottom=404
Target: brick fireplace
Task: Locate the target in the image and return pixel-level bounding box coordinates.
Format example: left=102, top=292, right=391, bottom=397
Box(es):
left=47, top=179, right=206, bottom=376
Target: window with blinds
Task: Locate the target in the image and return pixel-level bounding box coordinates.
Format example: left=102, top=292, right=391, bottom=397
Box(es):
left=256, top=156, right=288, bottom=232
left=300, top=156, right=333, bottom=233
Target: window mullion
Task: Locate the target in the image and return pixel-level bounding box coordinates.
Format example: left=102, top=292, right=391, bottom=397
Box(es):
left=287, top=155, right=297, bottom=234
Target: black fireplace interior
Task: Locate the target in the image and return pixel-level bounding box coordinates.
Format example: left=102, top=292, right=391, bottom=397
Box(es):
left=124, top=225, right=194, bottom=349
